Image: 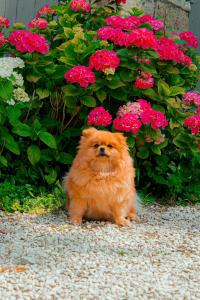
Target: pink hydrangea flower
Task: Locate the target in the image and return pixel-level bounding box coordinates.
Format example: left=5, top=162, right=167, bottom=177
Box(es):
left=113, top=114, right=142, bottom=134
left=0, top=16, right=10, bottom=28
left=134, top=72, right=154, bottom=89
left=97, top=26, right=127, bottom=46
left=179, top=32, right=199, bottom=48
left=0, top=32, right=7, bottom=47
left=89, top=50, right=120, bottom=73
left=126, top=28, right=157, bottom=50
left=137, top=99, right=152, bottom=111
left=36, top=5, right=55, bottom=18
left=64, top=65, right=96, bottom=88
left=105, top=16, right=140, bottom=31
left=148, top=20, right=164, bottom=31
left=8, top=30, right=49, bottom=54
left=87, top=107, right=112, bottom=127
left=183, top=92, right=200, bottom=107
left=184, top=115, right=200, bottom=135
left=70, top=0, right=90, bottom=12
left=28, top=18, right=48, bottom=30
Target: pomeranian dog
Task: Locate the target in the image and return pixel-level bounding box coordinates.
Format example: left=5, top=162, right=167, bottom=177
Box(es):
left=63, top=127, right=137, bottom=226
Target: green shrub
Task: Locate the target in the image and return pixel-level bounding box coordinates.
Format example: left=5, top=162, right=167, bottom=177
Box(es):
left=0, top=0, right=199, bottom=204
left=0, top=182, right=65, bottom=213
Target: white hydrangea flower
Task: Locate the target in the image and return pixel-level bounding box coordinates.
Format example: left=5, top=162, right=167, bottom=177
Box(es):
left=13, top=88, right=30, bottom=102
left=7, top=99, right=16, bottom=106
left=12, top=72, right=24, bottom=87
left=0, top=57, right=25, bottom=79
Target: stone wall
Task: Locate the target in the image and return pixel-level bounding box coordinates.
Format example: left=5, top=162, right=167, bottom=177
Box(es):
left=123, top=0, right=190, bottom=31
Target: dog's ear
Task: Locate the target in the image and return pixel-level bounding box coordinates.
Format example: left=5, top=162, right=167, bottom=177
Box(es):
left=82, top=127, right=97, bottom=138
left=114, top=132, right=127, bottom=143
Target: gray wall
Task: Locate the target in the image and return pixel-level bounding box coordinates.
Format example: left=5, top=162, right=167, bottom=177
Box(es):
left=0, top=0, right=58, bottom=25
left=189, top=0, right=200, bottom=90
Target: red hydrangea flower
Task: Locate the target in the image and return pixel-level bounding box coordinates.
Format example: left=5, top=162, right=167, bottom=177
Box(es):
left=36, top=5, right=55, bottom=18
left=28, top=18, right=48, bottom=30
left=139, top=15, right=164, bottom=31
left=97, top=26, right=126, bottom=46
left=179, top=53, right=192, bottom=66
left=179, top=32, right=199, bottom=48
left=126, top=28, right=157, bottom=50
left=0, top=32, right=7, bottom=47
left=184, top=115, right=200, bottom=135
left=88, top=107, right=112, bottom=127
left=89, top=50, right=120, bottom=72
left=64, top=65, right=96, bottom=88
left=140, top=109, right=168, bottom=129
left=113, top=114, right=142, bottom=134
left=106, top=16, right=140, bottom=31
left=0, top=16, right=10, bottom=28
left=156, top=37, right=187, bottom=64
left=134, top=72, right=154, bottom=89
left=116, top=0, right=126, bottom=4
left=183, top=92, right=200, bottom=107
left=8, top=30, right=49, bottom=54
left=70, top=0, right=90, bottom=12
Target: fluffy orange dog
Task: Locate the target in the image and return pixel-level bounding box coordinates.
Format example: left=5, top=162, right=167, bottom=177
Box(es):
left=64, top=128, right=137, bottom=226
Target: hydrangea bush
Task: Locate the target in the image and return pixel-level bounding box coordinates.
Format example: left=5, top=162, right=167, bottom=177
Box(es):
left=0, top=0, right=199, bottom=203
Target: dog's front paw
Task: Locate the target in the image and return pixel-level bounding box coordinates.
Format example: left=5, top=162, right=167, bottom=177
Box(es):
left=70, top=217, right=82, bottom=226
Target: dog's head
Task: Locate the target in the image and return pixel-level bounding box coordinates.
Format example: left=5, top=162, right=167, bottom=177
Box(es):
left=78, top=128, right=128, bottom=170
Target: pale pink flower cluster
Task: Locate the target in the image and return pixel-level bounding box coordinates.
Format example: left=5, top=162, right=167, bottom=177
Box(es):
left=70, top=0, right=90, bottom=12
left=0, top=16, right=10, bottom=28
left=36, top=5, right=55, bottom=18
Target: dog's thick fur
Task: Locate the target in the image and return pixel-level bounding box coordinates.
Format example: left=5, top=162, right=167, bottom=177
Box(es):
left=63, top=128, right=137, bottom=226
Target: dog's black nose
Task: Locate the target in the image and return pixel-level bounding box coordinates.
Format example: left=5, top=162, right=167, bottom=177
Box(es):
left=99, top=147, right=106, bottom=156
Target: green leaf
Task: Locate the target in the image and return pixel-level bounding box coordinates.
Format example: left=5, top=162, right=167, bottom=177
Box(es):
left=106, top=79, right=125, bottom=89
left=0, top=78, right=13, bottom=100
left=110, top=88, right=128, bottom=101
left=44, top=169, right=57, bottom=184
left=120, top=69, right=134, bottom=82
left=63, top=96, right=77, bottom=107
left=27, top=145, right=41, bottom=165
left=81, top=96, right=96, bottom=107
left=173, top=132, right=191, bottom=149
left=38, top=131, right=57, bottom=149
left=13, top=123, right=33, bottom=137
left=142, top=88, right=160, bottom=101
left=26, top=73, right=41, bottom=83
left=7, top=107, right=21, bottom=125
left=96, top=90, right=107, bottom=102
left=167, top=97, right=182, bottom=108
left=33, top=119, right=42, bottom=131
left=0, top=155, right=8, bottom=167
left=2, top=133, right=20, bottom=155
left=62, top=85, right=80, bottom=96
left=36, top=88, right=50, bottom=100
left=151, top=145, right=161, bottom=155
left=169, top=86, right=185, bottom=96
left=56, top=152, right=74, bottom=164
left=127, top=137, right=135, bottom=148
left=137, top=147, right=149, bottom=159
left=158, top=80, right=170, bottom=97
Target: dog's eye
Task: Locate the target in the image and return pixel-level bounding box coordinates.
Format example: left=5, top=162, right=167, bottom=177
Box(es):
left=94, top=144, right=99, bottom=148
left=107, top=144, right=113, bottom=148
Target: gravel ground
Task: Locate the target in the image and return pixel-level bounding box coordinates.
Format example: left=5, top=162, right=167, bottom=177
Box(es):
left=0, top=205, right=200, bottom=300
